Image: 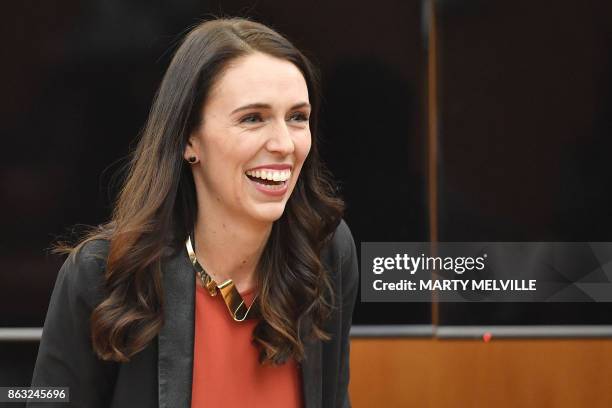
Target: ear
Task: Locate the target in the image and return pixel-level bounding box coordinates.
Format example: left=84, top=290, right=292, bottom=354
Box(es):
left=183, top=132, right=200, bottom=161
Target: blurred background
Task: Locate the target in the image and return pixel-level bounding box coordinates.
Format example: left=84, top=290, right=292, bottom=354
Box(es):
left=1, top=0, right=612, bottom=407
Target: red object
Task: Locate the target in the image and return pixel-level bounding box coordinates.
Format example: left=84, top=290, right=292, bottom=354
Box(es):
left=483, top=332, right=492, bottom=342
left=191, top=279, right=302, bottom=407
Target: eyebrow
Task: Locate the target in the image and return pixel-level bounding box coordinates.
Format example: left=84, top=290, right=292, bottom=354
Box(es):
left=230, top=102, right=311, bottom=115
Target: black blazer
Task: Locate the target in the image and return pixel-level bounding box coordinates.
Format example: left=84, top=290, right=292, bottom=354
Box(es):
left=28, top=220, right=359, bottom=408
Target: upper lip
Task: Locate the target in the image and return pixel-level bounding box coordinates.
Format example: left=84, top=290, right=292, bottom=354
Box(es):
left=246, top=163, right=293, bottom=171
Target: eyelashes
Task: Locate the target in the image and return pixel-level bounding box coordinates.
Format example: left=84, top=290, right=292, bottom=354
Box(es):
left=288, top=112, right=309, bottom=122
left=238, top=111, right=310, bottom=124
left=239, top=113, right=263, bottom=124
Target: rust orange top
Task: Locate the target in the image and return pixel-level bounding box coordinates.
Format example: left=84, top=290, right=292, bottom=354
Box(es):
left=191, top=278, right=303, bottom=408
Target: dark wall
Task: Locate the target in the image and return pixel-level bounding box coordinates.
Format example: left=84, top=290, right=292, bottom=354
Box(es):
left=437, top=0, right=612, bottom=324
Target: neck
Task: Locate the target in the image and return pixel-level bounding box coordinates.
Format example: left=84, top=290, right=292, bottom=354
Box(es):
left=193, top=212, right=272, bottom=294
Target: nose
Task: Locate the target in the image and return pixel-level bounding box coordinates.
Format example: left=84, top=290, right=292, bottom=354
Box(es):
left=266, top=121, right=295, bottom=155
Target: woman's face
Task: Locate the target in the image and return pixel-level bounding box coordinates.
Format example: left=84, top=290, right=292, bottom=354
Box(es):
left=185, top=52, right=312, bottom=224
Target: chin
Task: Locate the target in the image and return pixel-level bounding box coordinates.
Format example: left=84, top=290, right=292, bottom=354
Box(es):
left=249, top=202, right=288, bottom=223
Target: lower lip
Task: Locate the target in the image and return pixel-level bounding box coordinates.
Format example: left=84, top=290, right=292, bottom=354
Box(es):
left=246, top=175, right=289, bottom=197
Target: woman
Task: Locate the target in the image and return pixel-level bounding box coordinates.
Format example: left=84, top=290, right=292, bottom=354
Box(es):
left=29, top=17, right=358, bottom=408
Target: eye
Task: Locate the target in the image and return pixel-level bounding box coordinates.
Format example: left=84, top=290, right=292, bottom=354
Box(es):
left=288, top=111, right=309, bottom=122
left=239, top=113, right=263, bottom=124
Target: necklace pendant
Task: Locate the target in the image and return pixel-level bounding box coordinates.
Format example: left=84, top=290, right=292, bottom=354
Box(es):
left=187, top=234, right=259, bottom=320
left=197, top=271, right=218, bottom=296
left=205, top=278, right=218, bottom=296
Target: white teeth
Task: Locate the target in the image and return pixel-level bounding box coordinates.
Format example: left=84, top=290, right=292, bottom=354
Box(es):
left=246, top=169, right=291, bottom=182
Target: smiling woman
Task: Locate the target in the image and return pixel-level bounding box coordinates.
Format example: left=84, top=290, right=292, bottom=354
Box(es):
left=185, top=52, right=313, bottom=227
left=28, top=17, right=358, bottom=408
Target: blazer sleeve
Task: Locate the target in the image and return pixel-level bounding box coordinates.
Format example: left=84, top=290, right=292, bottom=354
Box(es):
left=28, top=240, right=117, bottom=407
left=335, top=220, right=359, bottom=408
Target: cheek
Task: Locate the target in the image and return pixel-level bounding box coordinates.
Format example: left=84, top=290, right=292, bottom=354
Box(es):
left=200, top=144, right=242, bottom=194
left=296, top=132, right=312, bottom=162
left=203, top=134, right=244, bottom=170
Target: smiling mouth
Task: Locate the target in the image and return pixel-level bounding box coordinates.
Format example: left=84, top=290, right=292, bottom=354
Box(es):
left=245, top=169, right=291, bottom=186
left=247, top=175, right=284, bottom=186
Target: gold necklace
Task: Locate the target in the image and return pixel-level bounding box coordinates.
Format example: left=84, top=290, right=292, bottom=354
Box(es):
left=186, top=234, right=260, bottom=321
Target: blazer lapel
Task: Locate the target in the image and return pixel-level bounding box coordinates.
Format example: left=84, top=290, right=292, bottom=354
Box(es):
left=158, top=246, right=195, bottom=408
left=300, top=331, right=323, bottom=408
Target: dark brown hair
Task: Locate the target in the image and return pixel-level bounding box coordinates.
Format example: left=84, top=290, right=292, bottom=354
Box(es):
left=53, top=17, right=344, bottom=365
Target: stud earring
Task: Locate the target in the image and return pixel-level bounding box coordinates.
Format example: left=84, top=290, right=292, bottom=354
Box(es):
left=187, top=156, right=198, bottom=164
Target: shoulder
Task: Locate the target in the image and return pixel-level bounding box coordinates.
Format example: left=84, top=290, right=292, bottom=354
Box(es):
left=66, top=238, right=110, bottom=276
left=324, top=219, right=359, bottom=288
left=327, top=219, right=356, bottom=263
left=71, top=238, right=110, bottom=263
left=58, top=239, right=110, bottom=307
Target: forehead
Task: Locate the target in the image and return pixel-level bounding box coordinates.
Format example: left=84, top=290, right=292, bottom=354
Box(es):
left=206, top=52, right=309, bottom=109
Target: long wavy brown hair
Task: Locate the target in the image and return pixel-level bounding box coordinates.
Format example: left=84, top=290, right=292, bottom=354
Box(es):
left=52, top=17, right=344, bottom=365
